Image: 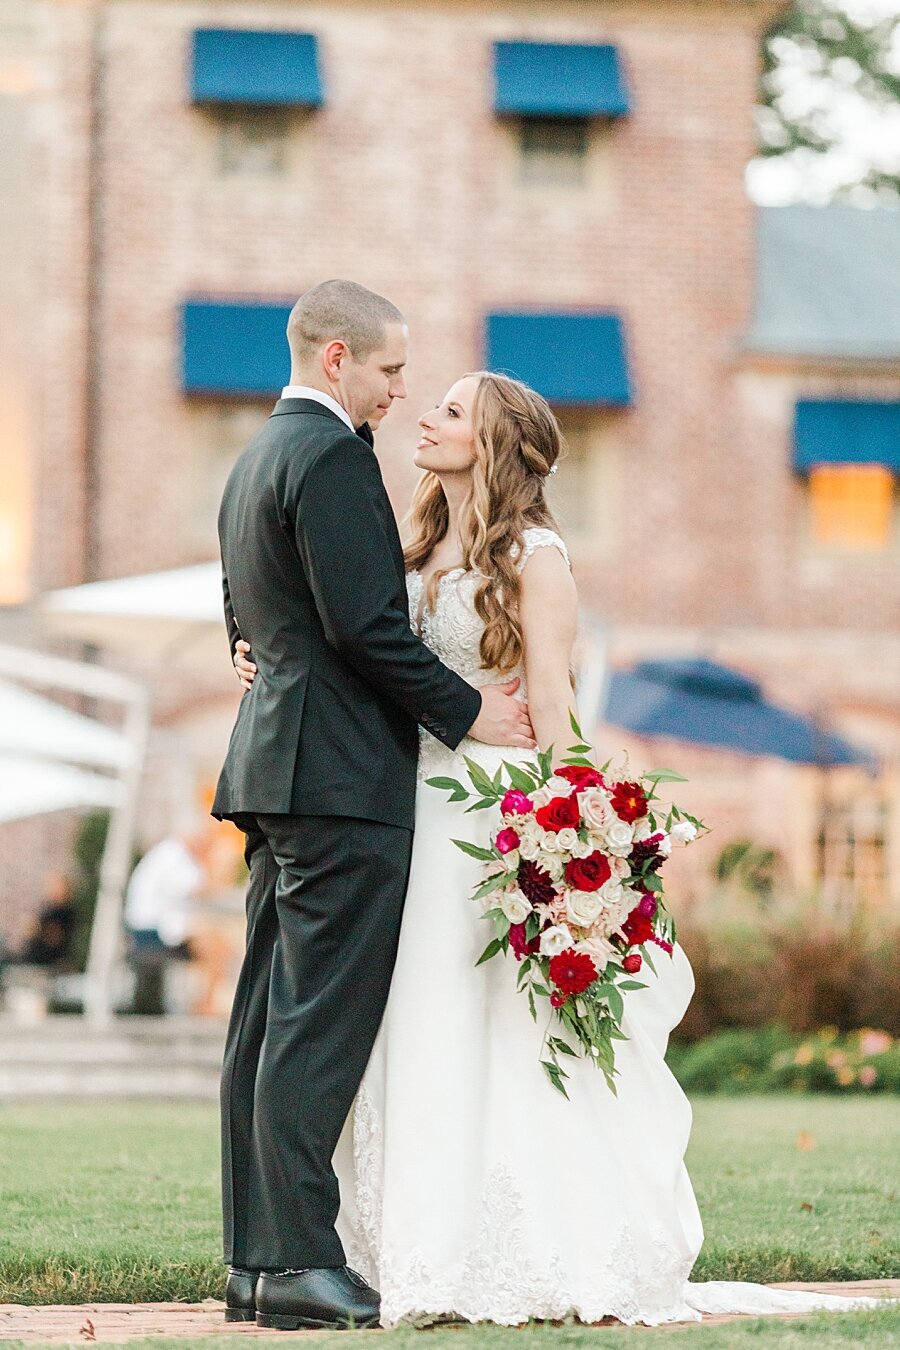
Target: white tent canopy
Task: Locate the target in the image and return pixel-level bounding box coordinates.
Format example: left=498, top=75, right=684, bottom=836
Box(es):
left=0, top=679, right=128, bottom=770
left=41, top=562, right=222, bottom=654
left=0, top=755, right=121, bottom=824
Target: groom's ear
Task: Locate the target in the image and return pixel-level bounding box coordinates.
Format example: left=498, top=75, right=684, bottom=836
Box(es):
left=356, top=422, right=375, bottom=447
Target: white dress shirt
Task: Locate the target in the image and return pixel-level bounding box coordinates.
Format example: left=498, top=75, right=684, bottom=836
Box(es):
left=281, top=384, right=355, bottom=433
left=124, top=837, right=204, bottom=947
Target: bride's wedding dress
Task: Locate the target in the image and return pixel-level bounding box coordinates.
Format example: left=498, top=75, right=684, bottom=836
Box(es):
left=333, top=528, right=882, bottom=1326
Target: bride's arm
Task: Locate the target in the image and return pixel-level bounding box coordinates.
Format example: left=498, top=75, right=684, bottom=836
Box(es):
left=519, top=545, right=579, bottom=762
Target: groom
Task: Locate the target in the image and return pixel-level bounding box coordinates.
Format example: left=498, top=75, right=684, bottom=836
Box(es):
left=213, top=280, right=533, bottom=1329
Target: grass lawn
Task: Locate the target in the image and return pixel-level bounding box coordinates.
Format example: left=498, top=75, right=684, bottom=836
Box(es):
left=0, top=1096, right=897, bottom=1309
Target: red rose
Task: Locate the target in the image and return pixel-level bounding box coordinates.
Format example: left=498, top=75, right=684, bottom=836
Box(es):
left=509, top=922, right=540, bottom=962
left=556, top=765, right=605, bottom=791
left=535, top=794, right=580, bottom=833
left=610, top=780, right=648, bottom=824
left=549, top=948, right=597, bottom=997
left=622, top=952, right=643, bottom=974
left=564, top=851, right=612, bottom=893
left=621, top=908, right=654, bottom=947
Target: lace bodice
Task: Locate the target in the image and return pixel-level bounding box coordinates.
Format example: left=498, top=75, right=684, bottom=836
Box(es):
left=407, top=527, right=569, bottom=779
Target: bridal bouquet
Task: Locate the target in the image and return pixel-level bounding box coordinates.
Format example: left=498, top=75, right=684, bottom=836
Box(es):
left=428, top=715, right=705, bottom=1096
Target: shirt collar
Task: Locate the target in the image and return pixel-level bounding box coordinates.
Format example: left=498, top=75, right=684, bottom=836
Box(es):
left=280, top=385, right=355, bottom=433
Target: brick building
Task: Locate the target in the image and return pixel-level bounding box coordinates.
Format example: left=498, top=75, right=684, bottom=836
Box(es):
left=1, top=0, right=899, bottom=945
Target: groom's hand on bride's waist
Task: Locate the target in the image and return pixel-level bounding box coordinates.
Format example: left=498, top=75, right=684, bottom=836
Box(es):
left=469, top=678, right=536, bottom=749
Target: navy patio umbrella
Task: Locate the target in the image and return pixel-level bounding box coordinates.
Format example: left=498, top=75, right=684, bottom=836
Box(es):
left=602, top=658, right=874, bottom=768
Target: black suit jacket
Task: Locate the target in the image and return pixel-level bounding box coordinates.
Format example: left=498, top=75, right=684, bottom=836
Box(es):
left=212, top=399, right=481, bottom=829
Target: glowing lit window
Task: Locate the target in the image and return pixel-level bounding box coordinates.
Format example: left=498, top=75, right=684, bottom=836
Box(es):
left=808, top=463, right=894, bottom=552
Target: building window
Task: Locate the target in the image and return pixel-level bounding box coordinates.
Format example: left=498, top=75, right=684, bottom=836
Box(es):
left=518, top=118, right=588, bottom=188
left=816, top=784, right=888, bottom=910
left=808, top=463, right=895, bottom=552
left=548, top=410, right=621, bottom=555
left=185, top=404, right=269, bottom=549
left=216, top=108, right=290, bottom=176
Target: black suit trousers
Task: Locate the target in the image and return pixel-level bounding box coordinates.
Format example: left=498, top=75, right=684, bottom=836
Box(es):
left=220, top=812, right=412, bottom=1269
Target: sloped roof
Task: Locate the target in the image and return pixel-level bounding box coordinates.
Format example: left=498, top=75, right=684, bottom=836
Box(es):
left=747, top=205, right=900, bottom=359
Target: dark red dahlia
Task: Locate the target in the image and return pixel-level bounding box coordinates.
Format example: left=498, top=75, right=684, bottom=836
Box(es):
left=549, top=949, right=598, bottom=997
left=518, top=859, right=557, bottom=907
left=629, top=836, right=665, bottom=873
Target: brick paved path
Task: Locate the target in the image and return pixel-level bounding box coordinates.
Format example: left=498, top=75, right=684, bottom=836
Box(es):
left=0, top=1283, right=897, bottom=1342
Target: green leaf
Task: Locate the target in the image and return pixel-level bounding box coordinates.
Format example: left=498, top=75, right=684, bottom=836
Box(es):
left=569, top=709, right=585, bottom=741
left=607, top=987, right=624, bottom=1022
left=644, top=768, right=689, bottom=784
left=549, top=1037, right=578, bottom=1058
left=528, top=987, right=537, bottom=1021
left=502, top=761, right=537, bottom=794
left=481, top=907, right=505, bottom=923
left=618, top=980, right=647, bottom=992
left=472, top=871, right=513, bottom=901
left=641, top=945, right=658, bottom=976
left=452, top=838, right=496, bottom=861
left=463, top=756, right=499, bottom=798
left=475, top=937, right=503, bottom=966
left=566, top=743, right=593, bottom=755
left=525, top=911, right=541, bottom=942
left=425, top=776, right=469, bottom=802
left=464, top=797, right=499, bottom=813
left=537, top=746, right=553, bottom=781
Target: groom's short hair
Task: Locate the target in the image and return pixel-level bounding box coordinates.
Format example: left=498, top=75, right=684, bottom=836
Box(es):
left=287, top=280, right=404, bottom=365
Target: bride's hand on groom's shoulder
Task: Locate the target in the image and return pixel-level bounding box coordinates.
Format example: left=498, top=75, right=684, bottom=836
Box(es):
left=469, top=678, right=537, bottom=749
left=233, top=639, right=257, bottom=691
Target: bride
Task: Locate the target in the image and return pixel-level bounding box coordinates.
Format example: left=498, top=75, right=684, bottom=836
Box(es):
left=234, top=371, right=881, bottom=1327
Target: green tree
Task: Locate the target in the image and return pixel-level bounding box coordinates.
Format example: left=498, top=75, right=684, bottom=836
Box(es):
left=758, top=0, right=900, bottom=199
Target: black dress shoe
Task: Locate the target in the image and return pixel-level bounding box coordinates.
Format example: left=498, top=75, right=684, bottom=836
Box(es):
left=255, top=1267, right=381, bottom=1330
left=225, top=1266, right=260, bottom=1322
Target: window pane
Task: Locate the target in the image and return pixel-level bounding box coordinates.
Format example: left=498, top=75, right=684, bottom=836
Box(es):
left=809, top=463, right=894, bottom=551
left=518, top=118, right=588, bottom=187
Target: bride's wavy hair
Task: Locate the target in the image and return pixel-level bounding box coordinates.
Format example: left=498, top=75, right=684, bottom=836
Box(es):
left=403, top=371, right=564, bottom=674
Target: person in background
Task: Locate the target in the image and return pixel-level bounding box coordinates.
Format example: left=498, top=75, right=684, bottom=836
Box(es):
left=19, top=872, right=77, bottom=968
left=124, top=826, right=212, bottom=1014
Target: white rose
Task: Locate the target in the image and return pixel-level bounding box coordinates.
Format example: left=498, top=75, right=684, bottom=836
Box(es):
left=530, top=785, right=552, bottom=809
left=518, top=815, right=541, bottom=840
left=580, top=787, right=615, bottom=833
left=570, top=834, right=596, bottom=859
left=518, top=834, right=540, bottom=860
left=599, top=876, right=625, bottom=907
left=539, top=828, right=563, bottom=853
left=500, top=848, right=520, bottom=870
left=565, top=889, right=604, bottom=928
left=632, top=816, right=653, bottom=843
left=656, top=831, right=672, bottom=858
left=555, top=827, right=579, bottom=853
left=538, top=852, right=564, bottom=882
left=610, top=854, right=630, bottom=880
left=604, top=818, right=635, bottom=857
left=671, top=820, right=697, bottom=844
left=539, top=924, right=573, bottom=957
left=500, top=888, right=532, bottom=924
left=545, top=774, right=575, bottom=797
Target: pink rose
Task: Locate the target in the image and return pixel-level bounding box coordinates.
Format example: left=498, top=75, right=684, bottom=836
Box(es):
left=501, top=789, right=533, bottom=816
left=496, top=827, right=521, bottom=854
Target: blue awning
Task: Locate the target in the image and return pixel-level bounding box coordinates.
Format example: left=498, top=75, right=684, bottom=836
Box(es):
left=602, top=658, right=874, bottom=768
left=181, top=300, right=292, bottom=396
left=493, top=42, right=629, bottom=119
left=486, top=311, right=632, bottom=406
left=794, top=400, right=900, bottom=474
left=191, top=29, right=324, bottom=107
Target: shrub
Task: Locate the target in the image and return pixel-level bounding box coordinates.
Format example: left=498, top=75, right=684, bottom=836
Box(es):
left=667, top=1025, right=900, bottom=1095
